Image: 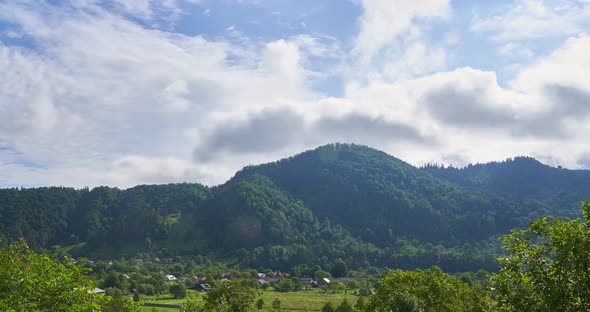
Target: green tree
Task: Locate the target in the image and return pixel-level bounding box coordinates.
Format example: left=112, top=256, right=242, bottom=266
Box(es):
left=322, top=302, right=335, bottom=312
left=365, top=267, right=489, bottom=312
left=170, top=283, right=187, bottom=299
left=0, top=240, right=103, bottom=311
left=358, top=287, right=370, bottom=297
left=272, top=298, right=283, bottom=312
left=180, top=297, right=205, bottom=312
left=492, top=202, right=590, bottom=312
left=275, top=278, right=294, bottom=292
left=314, top=270, right=332, bottom=280
left=354, top=296, right=365, bottom=310
left=335, top=299, right=353, bottom=312
left=101, top=295, right=140, bottom=312
left=331, top=259, right=348, bottom=278
left=256, top=298, right=264, bottom=310
left=204, top=280, right=256, bottom=312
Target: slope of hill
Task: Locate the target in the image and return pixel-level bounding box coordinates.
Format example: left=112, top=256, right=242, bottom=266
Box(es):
left=422, top=156, right=590, bottom=218
left=0, top=143, right=588, bottom=272
left=231, top=144, right=509, bottom=244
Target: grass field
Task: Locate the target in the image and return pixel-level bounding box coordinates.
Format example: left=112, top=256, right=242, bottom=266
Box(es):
left=139, top=289, right=358, bottom=311
left=257, top=289, right=357, bottom=311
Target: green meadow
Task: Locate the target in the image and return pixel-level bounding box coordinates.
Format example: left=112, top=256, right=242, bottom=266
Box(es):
left=139, top=289, right=358, bottom=311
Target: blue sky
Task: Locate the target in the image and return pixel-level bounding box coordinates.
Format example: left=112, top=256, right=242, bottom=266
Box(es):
left=1, top=0, right=590, bottom=187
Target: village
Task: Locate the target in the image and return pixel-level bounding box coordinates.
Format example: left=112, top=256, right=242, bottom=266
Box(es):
left=67, top=254, right=374, bottom=311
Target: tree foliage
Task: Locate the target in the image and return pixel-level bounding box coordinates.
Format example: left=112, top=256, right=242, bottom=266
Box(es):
left=203, top=280, right=256, bottom=312
left=365, top=267, right=490, bottom=312
left=321, top=302, right=335, bottom=312
left=272, top=298, right=283, bottom=312
left=492, top=202, right=590, bottom=311
left=335, top=299, right=354, bottom=312
left=170, top=283, right=187, bottom=299
left=0, top=240, right=102, bottom=311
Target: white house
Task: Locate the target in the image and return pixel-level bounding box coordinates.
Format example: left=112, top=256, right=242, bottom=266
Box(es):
left=165, top=275, right=177, bottom=281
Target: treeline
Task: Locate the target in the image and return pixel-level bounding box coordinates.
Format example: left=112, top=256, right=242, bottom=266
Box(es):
left=0, top=183, right=209, bottom=250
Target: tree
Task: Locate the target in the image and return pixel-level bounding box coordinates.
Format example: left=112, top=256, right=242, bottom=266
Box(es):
left=256, top=298, right=264, bottom=310
left=314, top=270, right=332, bottom=280
left=331, top=259, right=348, bottom=278
left=358, top=287, right=370, bottom=297
left=272, top=298, right=283, bottom=312
left=354, top=296, right=365, bottom=311
left=335, top=299, right=353, bottom=312
left=275, top=278, right=294, bottom=292
left=170, top=283, right=187, bottom=299
left=365, top=267, right=489, bottom=312
left=180, top=297, right=205, bottom=312
left=203, top=280, right=256, bottom=312
left=322, top=302, right=335, bottom=312
left=101, top=295, right=140, bottom=312
left=492, top=202, right=590, bottom=311
left=0, top=240, right=103, bottom=311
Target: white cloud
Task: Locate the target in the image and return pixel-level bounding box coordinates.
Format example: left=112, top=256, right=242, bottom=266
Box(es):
left=498, top=43, right=535, bottom=59
left=261, top=39, right=301, bottom=93
left=102, top=0, right=186, bottom=23
left=352, top=0, right=450, bottom=82
left=381, top=42, right=447, bottom=81
left=472, top=0, right=590, bottom=41
left=512, top=34, right=590, bottom=93
left=0, top=1, right=312, bottom=187
left=2, top=0, right=590, bottom=189
left=354, top=0, right=450, bottom=62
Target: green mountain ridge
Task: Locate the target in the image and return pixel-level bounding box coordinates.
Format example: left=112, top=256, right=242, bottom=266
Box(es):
left=1, top=143, right=588, bottom=272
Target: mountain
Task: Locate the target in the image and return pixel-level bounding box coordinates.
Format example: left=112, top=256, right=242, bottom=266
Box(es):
left=0, top=143, right=588, bottom=272
left=232, top=144, right=509, bottom=244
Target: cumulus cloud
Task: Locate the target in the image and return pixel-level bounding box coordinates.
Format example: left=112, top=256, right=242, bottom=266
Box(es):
left=354, top=0, right=450, bottom=62
left=352, top=0, right=450, bottom=81
left=2, top=0, right=590, bottom=188
left=194, top=109, right=306, bottom=161
left=193, top=107, right=435, bottom=162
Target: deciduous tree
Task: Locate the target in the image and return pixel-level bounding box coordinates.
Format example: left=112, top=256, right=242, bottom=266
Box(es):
left=492, top=202, right=590, bottom=311
left=0, top=241, right=103, bottom=311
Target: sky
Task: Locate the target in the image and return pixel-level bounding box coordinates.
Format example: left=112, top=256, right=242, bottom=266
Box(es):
left=1, top=0, right=590, bottom=188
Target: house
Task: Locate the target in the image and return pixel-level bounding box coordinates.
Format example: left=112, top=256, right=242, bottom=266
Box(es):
left=194, top=276, right=207, bottom=282
left=195, top=283, right=212, bottom=292
left=256, top=278, right=270, bottom=286
left=89, top=288, right=105, bottom=295
left=165, top=275, right=177, bottom=281
left=134, top=259, right=143, bottom=264
left=318, top=278, right=331, bottom=286
left=299, top=278, right=313, bottom=286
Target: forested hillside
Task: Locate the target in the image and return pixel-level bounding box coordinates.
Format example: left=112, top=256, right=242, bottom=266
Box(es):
left=1, top=143, right=588, bottom=272
left=0, top=184, right=210, bottom=252
left=423, top=156, right=590, bottom=218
